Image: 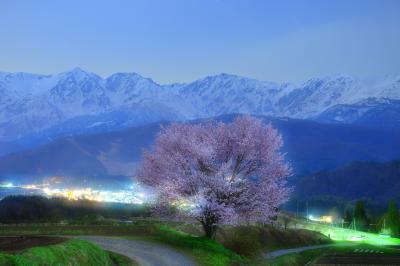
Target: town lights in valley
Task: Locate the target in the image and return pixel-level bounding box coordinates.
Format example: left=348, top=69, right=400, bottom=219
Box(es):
left=41, top=187, right=145, bottom=204
left=1, top=182, right=147, bottom=204
left=22, top=184, right=40, bottom=190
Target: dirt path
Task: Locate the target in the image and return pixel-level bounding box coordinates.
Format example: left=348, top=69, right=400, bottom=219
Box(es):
left=75, top=236, right=196, bottom=266
left=264, top=243, right=356, bottom=259
left=0, top=236, right=66, bottom=253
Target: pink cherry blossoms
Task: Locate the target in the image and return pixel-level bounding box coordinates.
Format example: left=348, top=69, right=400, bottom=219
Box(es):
left=136, top=116, right=291, bottom=238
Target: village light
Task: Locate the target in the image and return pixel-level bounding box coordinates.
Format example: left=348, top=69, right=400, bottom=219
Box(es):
left=0, top=182, right=14, bottom=188
left=308, top=214, right=333, bottom=223
left=323, top=216, right=332, bottom=223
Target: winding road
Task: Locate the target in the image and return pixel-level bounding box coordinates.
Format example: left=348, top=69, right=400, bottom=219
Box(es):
left=263, top=243, right=357, bottom=259
left=76, top=236, right=357, bottom=265
left=75, top=236, right=196, bottom=266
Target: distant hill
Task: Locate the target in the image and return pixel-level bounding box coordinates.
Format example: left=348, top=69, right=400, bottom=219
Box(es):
left=293, top=160, right=400, bottom=204
left=0, top=122, right=162, bottom=187
left=0, top=115, right=399, bottom=186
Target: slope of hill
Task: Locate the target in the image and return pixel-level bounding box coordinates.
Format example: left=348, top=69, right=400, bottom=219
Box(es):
left=294, top=160, right=400, bottom=204
left=0, top=115, right=399, bottom=186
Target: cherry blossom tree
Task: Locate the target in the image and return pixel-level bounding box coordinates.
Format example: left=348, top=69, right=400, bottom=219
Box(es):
left=136, top=116, right=291, bottom=238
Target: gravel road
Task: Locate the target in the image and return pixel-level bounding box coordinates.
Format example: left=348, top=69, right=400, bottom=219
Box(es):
left=75, top=236, right=196, bottom=266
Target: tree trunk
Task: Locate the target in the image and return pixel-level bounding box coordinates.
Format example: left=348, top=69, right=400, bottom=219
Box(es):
left=199, top=208, right=219, bottom=239
left=201, top=220, right=217, bottom=239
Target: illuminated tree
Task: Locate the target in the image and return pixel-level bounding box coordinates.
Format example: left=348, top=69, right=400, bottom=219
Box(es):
left=136, top=116, right=291, bottom=238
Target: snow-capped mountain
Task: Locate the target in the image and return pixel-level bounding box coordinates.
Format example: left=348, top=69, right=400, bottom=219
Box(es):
left=0, top=68, right=400, bottom=142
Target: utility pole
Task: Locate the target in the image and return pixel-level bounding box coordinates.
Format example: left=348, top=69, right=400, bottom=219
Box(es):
left=296, top=200, right=299, bottom=218
left=354, top=217, right=357, bottom=236
left=384, top=217, right=386, bottom=232
left=306, top=200, right=309, bottom=218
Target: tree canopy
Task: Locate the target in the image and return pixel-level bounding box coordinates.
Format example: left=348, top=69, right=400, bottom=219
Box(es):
left=136, top=116, right=291, bottom=238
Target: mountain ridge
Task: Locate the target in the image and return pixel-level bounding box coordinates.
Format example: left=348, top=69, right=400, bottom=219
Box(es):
left=1, top=68, right=400, bottom=142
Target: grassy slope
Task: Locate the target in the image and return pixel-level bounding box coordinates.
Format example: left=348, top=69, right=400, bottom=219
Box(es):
left=127, top=226, right=245, bottom=266
left=0, top=239, right=114, bottom=266
left=217, top=225, right=331, bottom=257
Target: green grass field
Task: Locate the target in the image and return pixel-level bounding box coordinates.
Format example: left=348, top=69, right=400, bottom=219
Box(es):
left=290, top=217, right=400, bottom=246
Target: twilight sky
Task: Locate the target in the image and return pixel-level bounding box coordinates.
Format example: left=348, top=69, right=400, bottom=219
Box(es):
left=1, top=0, right=399, bottom=83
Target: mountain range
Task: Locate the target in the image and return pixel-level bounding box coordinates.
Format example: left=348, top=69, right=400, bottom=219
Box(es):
left=1, top=68, right=400, bottom=146
left=1, top=69, right=400, bottom=204
left=0, top=115, right=399, bottom=185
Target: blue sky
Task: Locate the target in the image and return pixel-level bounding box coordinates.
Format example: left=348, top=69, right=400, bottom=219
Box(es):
left=1, top=0, right=399, bottom=83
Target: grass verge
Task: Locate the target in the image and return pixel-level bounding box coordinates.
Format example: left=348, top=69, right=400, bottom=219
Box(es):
left=260, top=249, right=324, bottom=266
left=108, top=251, right=139, bottom=266
left=0, top=239, right=114, bottom=266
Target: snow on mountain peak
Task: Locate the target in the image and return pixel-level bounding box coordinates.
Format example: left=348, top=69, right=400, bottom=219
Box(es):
left=0, top=69, right=399, bottom=141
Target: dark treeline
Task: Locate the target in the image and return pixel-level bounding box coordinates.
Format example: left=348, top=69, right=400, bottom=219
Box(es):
left=293, top=160, right=400, bottom=206
left=285, top=195, right=389, bottom=220
left=344, top=199, right=400, bottom=237
left=0, top=195, right=150, bottom=224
